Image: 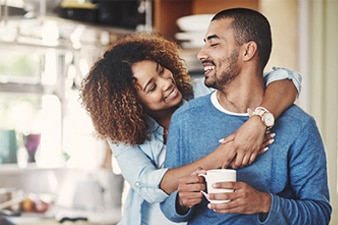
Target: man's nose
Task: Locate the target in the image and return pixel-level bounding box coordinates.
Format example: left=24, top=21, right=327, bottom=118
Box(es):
left=197, top=46, right=206, bottom=61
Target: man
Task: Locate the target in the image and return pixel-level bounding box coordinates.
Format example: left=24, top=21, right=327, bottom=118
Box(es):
left=160, top=8, right=331, bottom=225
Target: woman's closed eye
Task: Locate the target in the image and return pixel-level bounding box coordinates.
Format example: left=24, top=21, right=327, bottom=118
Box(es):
left=147, top=84, right=156, bottom=93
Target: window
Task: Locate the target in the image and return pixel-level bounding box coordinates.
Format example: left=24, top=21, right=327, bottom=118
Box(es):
left=0, top=43, right=105, bottom=168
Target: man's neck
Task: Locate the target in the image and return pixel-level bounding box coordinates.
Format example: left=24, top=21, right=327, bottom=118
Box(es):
left=216, top=75, right=265, bottom=113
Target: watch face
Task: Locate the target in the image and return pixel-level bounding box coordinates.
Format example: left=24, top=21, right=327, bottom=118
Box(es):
left=263, top=113, right=275, bottom=127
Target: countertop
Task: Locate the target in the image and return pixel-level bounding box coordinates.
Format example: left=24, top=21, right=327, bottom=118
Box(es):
left=2, top=210, right=119, bottom=225
left=3, top=216, right=103, bottom=225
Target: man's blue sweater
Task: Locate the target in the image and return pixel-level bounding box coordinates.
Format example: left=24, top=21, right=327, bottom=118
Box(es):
left=161, top=92, right=331, bottom=225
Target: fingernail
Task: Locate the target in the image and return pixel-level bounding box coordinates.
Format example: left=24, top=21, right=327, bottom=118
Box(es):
left=219, top=138, right=224, bottom=143
left=270, top=133, right=276, bottom=138
left=264, top=147, right=269, bottom=152
left=269, top=139, right=275, bottom=144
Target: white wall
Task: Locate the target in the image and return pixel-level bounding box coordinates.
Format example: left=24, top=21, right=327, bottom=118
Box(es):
left=261, top=1, right=338, bottom=224
left=260, top=0, right=298, bottom=72
left=309, top=1, right=338, bottom=224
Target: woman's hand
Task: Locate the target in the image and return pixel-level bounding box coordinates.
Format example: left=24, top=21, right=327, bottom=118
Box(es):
left=176, top=168, right=206, bottom=212
left=219, top=116, right=275, bottom=169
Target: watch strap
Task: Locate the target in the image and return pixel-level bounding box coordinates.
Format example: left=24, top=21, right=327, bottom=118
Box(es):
left=248, top=106, right=274, bottom=129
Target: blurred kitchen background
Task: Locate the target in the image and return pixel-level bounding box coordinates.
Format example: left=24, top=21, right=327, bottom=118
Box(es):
left=0, top=0, right=337, bottom=224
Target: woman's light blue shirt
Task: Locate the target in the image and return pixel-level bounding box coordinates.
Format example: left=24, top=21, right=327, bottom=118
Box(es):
left=108, top=67, right=301, bottom=225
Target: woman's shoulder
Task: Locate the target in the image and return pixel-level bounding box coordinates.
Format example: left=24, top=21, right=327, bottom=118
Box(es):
left=192, top=77, right=214, bottom=98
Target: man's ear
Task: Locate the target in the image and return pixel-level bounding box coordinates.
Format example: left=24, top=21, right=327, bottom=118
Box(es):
left=243, top=41, right=257, bottom=61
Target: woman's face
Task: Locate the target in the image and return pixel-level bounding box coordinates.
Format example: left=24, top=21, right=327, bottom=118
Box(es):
left=132, top=60, right=183, bottom=112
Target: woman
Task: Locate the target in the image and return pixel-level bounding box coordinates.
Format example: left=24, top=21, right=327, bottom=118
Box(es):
left=80, top=33, right=301, bottom=225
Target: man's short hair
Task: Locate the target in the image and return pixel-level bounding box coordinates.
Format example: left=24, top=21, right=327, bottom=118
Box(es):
left=212, top=8, right=272, bottom=69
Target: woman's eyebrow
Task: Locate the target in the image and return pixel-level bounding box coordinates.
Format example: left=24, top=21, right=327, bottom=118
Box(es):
left=132, top=76, right=151, bottom=92
left=156, top=62, right=161, bottom=73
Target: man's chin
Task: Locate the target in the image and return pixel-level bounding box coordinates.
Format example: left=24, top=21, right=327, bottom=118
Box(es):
left=204, top=78, right=213, bottom=88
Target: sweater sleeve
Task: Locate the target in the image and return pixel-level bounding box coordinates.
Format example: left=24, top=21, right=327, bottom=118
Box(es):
left=160, top=111, right=195, bottom=222
left=259, top=116, right=331, bottom=225
left=109, top=141, right=169, bottom=203
left=263, top=67, right=302, bottom=95
left=160, top=190, right=194, bottom=223
left=193, top=67, right=302, bottom=99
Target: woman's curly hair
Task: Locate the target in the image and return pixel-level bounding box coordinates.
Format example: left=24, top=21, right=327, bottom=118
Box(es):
left=80, top=32, right=193, bottom=145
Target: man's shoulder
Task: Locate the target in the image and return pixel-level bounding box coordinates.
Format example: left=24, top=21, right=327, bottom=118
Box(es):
left=283, top=104, right=311, bottom=117
left=280, top=104, right=317, bottom=127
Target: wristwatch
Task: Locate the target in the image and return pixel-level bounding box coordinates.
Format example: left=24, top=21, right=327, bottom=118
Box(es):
left=249, top=106, right=275, bottom=129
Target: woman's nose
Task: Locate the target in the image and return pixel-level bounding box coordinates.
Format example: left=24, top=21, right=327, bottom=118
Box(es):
left=159, top=76, right=173, bottom=91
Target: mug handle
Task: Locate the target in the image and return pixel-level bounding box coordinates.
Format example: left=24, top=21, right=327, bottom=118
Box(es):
left=200, top=190, right=209, bottom=201
left=198, top=173, right=209, bottom=201
left=198, top=173, right=207, bottom=179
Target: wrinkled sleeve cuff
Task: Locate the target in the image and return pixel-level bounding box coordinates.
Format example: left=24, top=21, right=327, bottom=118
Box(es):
left=133, top=168, right=170, bottom=203
left=160, top=190, right=193, bottom=223
left=258, top=194, right=279, bottom=224
left=264, top=67, right=302, bottom=97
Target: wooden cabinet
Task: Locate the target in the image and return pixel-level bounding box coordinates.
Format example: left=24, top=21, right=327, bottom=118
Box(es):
left=153, top=0, right=259, bottom=40
left=153, top=0, right=192, bottom=40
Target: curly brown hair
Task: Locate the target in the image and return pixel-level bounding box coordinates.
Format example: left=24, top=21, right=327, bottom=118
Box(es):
left=80, top=32, right=193, bottom=145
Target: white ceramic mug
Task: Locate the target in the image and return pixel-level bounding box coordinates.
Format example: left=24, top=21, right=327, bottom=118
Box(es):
left=198, top=169, right=236, bottom=204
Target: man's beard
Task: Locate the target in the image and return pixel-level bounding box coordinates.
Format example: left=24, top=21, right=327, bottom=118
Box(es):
left=206, top=49, right=240, bottom=90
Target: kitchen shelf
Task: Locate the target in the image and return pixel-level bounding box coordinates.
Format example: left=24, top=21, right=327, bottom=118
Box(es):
left=0, top=82, right=44, bottom=94
left=153, top=0, right=259, bottom=41
left=40, top=15, right=135, bottom=36
left=0, top=39, right=75, bottom=53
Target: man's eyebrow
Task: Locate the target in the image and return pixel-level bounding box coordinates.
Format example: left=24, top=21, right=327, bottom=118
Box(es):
left=203, top=34, right=219, bottom=42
